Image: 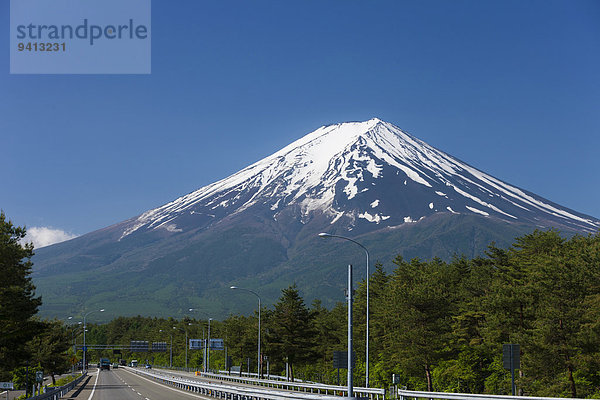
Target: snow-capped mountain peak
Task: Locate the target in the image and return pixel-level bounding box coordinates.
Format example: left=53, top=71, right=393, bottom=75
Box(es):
left=119, top=119, right=599, bottom=240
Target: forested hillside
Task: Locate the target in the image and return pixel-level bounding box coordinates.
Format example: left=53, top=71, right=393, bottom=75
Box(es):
left=69, top=230, right=600, bottom=397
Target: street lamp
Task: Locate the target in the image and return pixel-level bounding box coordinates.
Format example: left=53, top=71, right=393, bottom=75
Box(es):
left=319, top=232, right=371, bottom=388
left=70, top=322, right=83, bottom=372
left=83, top=308, right=105, bottom=372
left=347, top=264, right=354, bottom=397
left=159, top=329, right=173, bottom=368
left=230, top=286, right=262, bottom=377
left=187, top=322, right=201, bottom=371
left=184, top=308, right=198, bottom=370
left=205, top=318, right=214, bottom=372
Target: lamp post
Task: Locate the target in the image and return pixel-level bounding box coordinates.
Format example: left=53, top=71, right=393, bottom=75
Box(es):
left=206, top=318, right=213, bottom=372
left=202, top=326, right=206, bottom=372
left=83, top=308, right=105, bottom=372
left=184, top=308, right=197, bottom=370
left=230, top=286, right=261, bottom=377
left=67, top=318, right=82, bottom=354
left=319, top=232, right=371, bottom=388
left=159, top=329, right=173, bottom=368
left=70, top=322, right=83, bottom=372
left=71, top=323, right=83, bottom=349
left=187, top=322, right=201, bottom=371
left=347, top=264, right=354, bottom=398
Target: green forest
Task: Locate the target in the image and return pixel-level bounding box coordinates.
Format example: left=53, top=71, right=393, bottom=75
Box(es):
left=2, top=210, right=600, bottom=398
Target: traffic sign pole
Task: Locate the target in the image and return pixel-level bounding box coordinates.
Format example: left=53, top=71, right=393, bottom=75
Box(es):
left=503, top=344, right=520, bottom=395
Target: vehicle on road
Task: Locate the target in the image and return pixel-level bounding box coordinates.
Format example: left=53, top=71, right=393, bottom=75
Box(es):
left=130, top=359, right=138, bottom=367
left=145, top=364, right=152, bottom=369
left=112, top=363, right=119, bottom=369
left=100, top=358, right=111, bottom=370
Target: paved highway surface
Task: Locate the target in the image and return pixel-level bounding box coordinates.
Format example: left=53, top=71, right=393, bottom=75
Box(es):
left=67, top=368, right=209, bottom=400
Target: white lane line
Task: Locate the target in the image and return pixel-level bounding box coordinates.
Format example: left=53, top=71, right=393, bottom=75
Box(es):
left=86, top=370, right=101, bottom=400
left=121, top=368, right=207, bottom=398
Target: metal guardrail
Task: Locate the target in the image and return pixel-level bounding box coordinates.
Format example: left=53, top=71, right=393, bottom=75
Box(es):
left=216, top=370, right=310, bottom=383
left=129, top=367, right=340, bottom=400
left=27, top=372, right=87, bottom=400
left=199, top=371, right=385, bottom=400
left=397, top=389, right=581, bottom=400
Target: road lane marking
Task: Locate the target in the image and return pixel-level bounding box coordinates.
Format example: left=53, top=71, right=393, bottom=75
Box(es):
left=121, top=368, right=208, bottom=398
left=86, top=370, right=100, bottom=400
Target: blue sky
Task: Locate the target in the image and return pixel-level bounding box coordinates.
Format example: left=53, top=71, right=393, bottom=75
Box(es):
left=2, top=0, right=599, bottom=246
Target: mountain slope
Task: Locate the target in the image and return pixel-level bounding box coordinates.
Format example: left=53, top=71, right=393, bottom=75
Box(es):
left=32, top=119, right=599, bottom=320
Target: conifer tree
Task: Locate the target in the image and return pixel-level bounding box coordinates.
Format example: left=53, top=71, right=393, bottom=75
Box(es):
left=0, top=211, right=43, bottom=380
left=381, top=257, right=456, bottom=391
left=265, top=284, right=317, bottom=381
left=29, top=320, right=71, bottom=385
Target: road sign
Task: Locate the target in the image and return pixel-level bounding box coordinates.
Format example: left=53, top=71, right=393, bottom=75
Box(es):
left=333, top=351, right=355, bottom=369
left=35, top=371, right=43, bottom=383
left=503, top=343, right=520, bottom=396
left=151, top=342, right=167, bottom=352
left=82, top=346, right=87, bottom=352
left=503, top=344, right=520, bottom=370
left=0, top=382, right=14, bottom=390
left=130, top=340, right=149, bottom=352
left=189, top=338, right=225, bottom=350
left=210, top=338, right=224, bottom=350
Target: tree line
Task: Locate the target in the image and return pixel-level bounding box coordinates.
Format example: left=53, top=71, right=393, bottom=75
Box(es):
left=2, top=210, right=600, bottom=397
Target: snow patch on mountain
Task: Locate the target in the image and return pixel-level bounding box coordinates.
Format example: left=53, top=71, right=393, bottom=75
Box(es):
left=466, top=206, right=490, bottom=216
left=359, top=211, right=390, bottom=224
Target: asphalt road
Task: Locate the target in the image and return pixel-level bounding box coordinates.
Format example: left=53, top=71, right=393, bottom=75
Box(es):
left=71, top=368, right=210, bottom=400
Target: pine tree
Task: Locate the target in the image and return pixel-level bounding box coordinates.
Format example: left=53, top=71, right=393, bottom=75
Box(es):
left=29, top=320, right=71, bottom=385
left=381, top=257, right=456, bottom=391
left=0, top=211, right=43, bottom=380
left=264, top=284, right=317, bottom=381
left=224, top=314, right=257, bottom=372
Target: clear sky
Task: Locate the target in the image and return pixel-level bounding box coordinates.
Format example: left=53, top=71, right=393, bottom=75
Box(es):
left=2, top=0, right=599, bottom=247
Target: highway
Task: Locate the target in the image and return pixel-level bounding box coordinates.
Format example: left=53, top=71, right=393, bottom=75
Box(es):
left=68, top=368, right=209, bottom=400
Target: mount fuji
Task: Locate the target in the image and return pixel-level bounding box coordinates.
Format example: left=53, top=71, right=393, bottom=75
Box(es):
left=33, top=118, right=599, bottom=319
